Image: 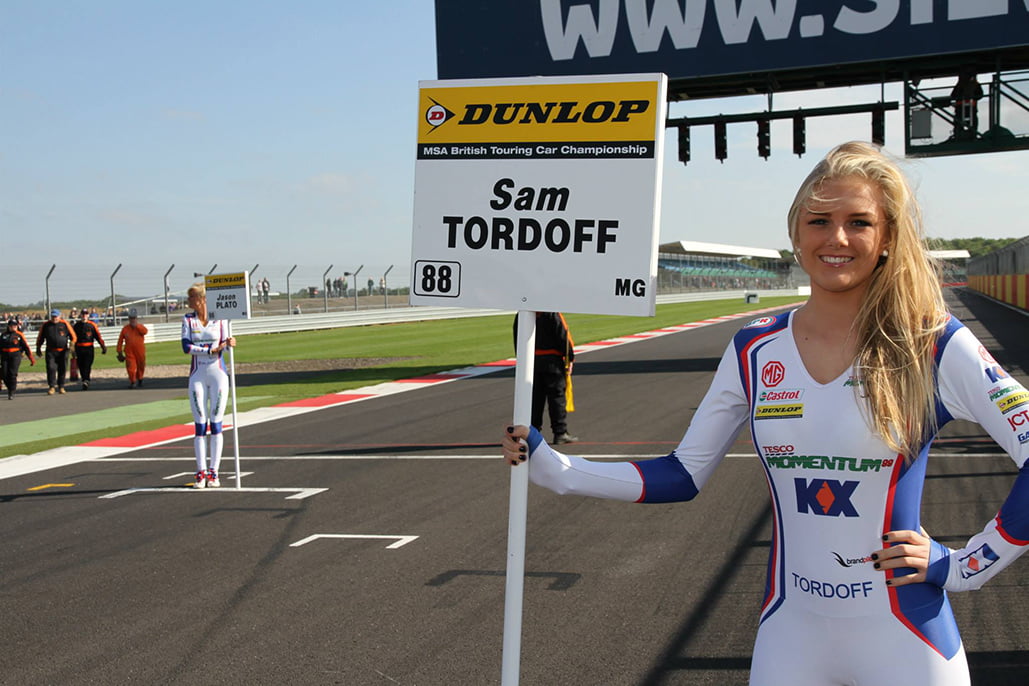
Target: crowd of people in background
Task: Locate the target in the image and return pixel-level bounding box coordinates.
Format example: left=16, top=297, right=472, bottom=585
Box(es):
left=325, top=275, right=349, bottom=298
left=256, top=277, right=271, bottom=303
left=657, top=274, right=789, bottom=292
left=0, top=306, right=149, bottom=332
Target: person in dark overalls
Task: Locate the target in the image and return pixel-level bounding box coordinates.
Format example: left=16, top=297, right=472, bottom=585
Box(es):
left=73, top=310, right=108, bottom=390
left=1, top=318, right=36, bottom=399
left=513, top=312, right=578, bottom=444
left=36, top=309, right=77, bottom=395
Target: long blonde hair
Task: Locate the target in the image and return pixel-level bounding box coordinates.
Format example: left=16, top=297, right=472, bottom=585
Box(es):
left=788, top=142, right=947, bottom=459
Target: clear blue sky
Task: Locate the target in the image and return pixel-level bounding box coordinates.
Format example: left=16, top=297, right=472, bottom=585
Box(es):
left=2, top=1, right=1026, bottom=307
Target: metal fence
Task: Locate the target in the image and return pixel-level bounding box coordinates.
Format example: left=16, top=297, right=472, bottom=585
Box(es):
left=968, top=236, right=1029, bottom=276
left=3, top=257, right=801, bottom=326
left=101, top=288, right=805, bottom=344
left=0, top=262, right=411, bottom=325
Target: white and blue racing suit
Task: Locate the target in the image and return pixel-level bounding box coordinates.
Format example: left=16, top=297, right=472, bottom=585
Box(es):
left=524, top=311, right=1029, bottom=685
left=182, top=313, right=230, bottom=475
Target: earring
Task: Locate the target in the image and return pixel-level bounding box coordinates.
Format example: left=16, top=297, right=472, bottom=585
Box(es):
left=881, top=249, right=889, bottom=257
left=793, top=249, right=801, bottom=265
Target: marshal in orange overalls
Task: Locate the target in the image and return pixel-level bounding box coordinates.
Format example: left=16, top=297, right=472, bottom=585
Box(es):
left=116, top=315, right=149, bottom=388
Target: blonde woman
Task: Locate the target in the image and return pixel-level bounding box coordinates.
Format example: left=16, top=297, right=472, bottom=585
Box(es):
left=182, top=283, right=236, bottom=488
left=502, top=142, right=1029, bottom=685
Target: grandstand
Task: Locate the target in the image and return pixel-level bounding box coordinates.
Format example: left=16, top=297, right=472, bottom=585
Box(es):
left=929, top=249, right=971, bottom=285
left=657, top=243, right=972, bottom=293
left=657, top=240, right=791, bottom=292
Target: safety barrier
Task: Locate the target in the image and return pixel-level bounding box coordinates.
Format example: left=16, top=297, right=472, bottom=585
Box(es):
left=967, top=274, right=1029, bottom=311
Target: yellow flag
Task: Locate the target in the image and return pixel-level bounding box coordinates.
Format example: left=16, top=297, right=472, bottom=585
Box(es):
left=565, top=372, right=575, bottom=412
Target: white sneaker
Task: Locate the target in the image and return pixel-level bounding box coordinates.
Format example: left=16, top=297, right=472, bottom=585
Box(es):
left=206, top=469, right=221, bottom=488
left=193, top=471, right=207, bottom=488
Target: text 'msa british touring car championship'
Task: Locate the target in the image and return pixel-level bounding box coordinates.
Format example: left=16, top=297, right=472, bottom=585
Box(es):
left=410, top=74, right=667, bottom=317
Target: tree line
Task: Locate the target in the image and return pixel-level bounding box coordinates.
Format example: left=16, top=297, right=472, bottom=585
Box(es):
left=924, top=237, right=1019, bottom=257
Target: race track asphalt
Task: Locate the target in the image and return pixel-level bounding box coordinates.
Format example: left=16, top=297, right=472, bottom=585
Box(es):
left=0, top=288, right=1026, bottom=685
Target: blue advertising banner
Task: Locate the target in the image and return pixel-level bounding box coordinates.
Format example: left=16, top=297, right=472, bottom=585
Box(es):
left=436, top=1, right=1029, bottom=84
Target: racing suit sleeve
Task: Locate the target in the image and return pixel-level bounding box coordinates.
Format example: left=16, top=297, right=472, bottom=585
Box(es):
left=527, top=340, right=750, bottom=503
left=18, top=332, right=35, bottom=363
left=181, top=316, right=213, bottom=356
left=92, top=322, right=107, bottom=351
left=925, top=325, right=1029, bottom=592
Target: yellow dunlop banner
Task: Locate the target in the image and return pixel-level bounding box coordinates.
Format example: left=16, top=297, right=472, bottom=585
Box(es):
left=418, top=79, right=660, bottom=152
left=205, top=272, right=247, bottom=289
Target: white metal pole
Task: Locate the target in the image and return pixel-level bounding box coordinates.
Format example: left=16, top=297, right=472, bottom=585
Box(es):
left=163, top=264, right=175, bottom=323
left=502, top=310, right=536, bottom=686
left=110, top=263, right=122, bottom=326
left=287, top=265, right=297, bottom=315
left=227, top=320, right=242, bottom=489
left=44, top=264, right=55, bottom=315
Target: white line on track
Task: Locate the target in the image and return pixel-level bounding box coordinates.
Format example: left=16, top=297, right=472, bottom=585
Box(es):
left=98, top=487, right=327, bottom=500
left=290, top=534, right=419, bottom=549
left=162, top=471, right=254, bottom=480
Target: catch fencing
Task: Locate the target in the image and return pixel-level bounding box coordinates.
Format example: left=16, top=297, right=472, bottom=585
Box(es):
left=94, top=288, right=802, bottom=344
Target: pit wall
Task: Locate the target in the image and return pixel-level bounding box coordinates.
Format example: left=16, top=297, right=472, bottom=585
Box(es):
left=968, top=274, right=1029, bottom=312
